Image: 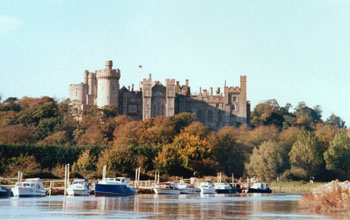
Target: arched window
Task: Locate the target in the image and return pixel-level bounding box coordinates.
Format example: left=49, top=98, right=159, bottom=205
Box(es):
left=232, top=104, right=236, bottom=111
left=208, top=111, right=213, bottom=122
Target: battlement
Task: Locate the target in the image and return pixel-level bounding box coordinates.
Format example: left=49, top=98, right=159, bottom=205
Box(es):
left=69, top=60, right=250, bottom=129
left=166, top=79, right=175, bottom=85
left=142, top=73, right=153, bottom=84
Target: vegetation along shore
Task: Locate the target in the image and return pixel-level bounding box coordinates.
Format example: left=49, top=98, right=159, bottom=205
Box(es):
left=0, top=96, right=348, bottom=184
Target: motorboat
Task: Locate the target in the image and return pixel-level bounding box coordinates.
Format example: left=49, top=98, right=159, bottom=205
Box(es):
left=215, top=182, right=236, bottom=194
left=12, top=178, right=46, bottom=197
left=177, top=183, right=200, bottom=194
left=0, top=185, right=11, bottom=198
left=93, top=177, right=136, bottom=196
left=67, top=179, right=90, bottom=196
left=153, top=182, right=180, bottom=194
left=199, top=182, right=215, bottom=194
left=248, top=182, right=272, bottom=193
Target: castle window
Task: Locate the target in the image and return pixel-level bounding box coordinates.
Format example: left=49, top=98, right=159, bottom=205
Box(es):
left=218, top=111, right=223, bottom=122
left=208, top=111, right=213, bottom=122
left=197, top=111, right=204, bottom=122
left=232, top=104, right=236, bottom=111
left=232, top=96, right=237, bottom=102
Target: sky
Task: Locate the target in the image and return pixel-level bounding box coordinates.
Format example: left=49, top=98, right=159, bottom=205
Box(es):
left=0, top=0, right=349, bottom=124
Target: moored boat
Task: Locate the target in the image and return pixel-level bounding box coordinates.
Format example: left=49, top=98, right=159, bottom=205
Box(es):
left=199, top=182, right=215, bottom=194
left=12, top=178, right=46, bottom=197
left=67, top=179, right=90, bottom=196
left=248, top=182, right=272, bottom=193
left=177, top=183, right=200, bottom=194
left=93, top=177, right=136, bottom=196
left=153, top=182, right=180, bottom=194
left=214, top=182, right=236, bottom=194
left=0, top=185, right=11, bottom=198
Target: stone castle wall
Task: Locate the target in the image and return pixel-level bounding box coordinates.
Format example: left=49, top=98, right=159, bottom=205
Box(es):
left=69, top=60, right=250, bottom=129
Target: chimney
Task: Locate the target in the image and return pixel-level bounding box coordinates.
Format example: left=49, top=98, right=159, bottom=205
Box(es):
left=185, top=79, right=189, bottom=86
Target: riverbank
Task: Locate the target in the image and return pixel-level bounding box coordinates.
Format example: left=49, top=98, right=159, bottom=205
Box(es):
left=269, top=181, right=325, bottom=192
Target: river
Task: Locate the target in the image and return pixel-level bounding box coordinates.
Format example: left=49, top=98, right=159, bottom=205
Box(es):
left=0, top=193, right=346, bottom=219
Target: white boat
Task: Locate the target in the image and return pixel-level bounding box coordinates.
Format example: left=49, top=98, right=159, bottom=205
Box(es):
left=67, top=179, right=90, bottom=196
left=199, top=182, right=215, bottom=194
left=153, top=182, right=180, bottom=194
left=177, top=183, right=200, bottom=194
left=12, top=178, right=46, bottom=197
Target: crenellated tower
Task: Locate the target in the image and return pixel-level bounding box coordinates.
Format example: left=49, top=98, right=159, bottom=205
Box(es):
left=96, top=60, right=120, bottom=108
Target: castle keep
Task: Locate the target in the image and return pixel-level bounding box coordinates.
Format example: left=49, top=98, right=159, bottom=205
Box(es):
left=69, top=60, right=250, bottom=129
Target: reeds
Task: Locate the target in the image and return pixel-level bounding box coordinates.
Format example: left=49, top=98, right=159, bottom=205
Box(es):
left=299, top=180, right=350, bottom=213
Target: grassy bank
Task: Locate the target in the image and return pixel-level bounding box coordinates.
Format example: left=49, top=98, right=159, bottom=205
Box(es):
left=269, top=181, right=325, bottom=192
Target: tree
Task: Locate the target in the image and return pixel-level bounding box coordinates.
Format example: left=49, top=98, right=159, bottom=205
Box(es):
left=101, top=105, right=119, bottom=118
left=0, top=124, right=34, bottom=144
left=170, top=112, right=195, bottom=133
left=324, top=132, right=350, bottom=177
left=210, top=126, right=246, bottom=177
left=73, top=149, right=97, bottom=175
left=326, top=114, right=345, bottom=128
left=314, top=123, right=339, bottom=151
left=247, top=125, right=279, bottom=148
left=246, top=140, right=284, bottom=181
left=294, top=102, right=322, bottom=128
left=289, top=130, right=324, bottom=179
left=154, top=131, right=211, bottom=176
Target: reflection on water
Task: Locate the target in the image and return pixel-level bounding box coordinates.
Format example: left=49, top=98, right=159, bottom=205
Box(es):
left=0, top=193, right=344, bottom=220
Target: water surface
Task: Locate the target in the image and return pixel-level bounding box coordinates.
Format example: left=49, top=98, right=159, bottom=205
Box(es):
left=0, top=193, right=343, bottom=219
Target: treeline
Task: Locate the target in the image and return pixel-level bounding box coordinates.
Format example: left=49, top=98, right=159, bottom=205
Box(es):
left=0, top=96, right=348, bottom=181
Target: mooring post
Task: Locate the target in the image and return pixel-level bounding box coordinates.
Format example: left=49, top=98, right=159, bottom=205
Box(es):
left=103, top=165, right=107, bottom=180
left=64, top=164, right=67, bottom=196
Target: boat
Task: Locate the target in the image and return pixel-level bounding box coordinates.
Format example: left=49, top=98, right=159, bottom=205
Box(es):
left=177, top=183, right=200, bottom=194
left=248, top=182, right=272, bottom=193
left=93, top=177, right=136, bottom=196
left=12, top=178, right=46, bottom=197
left=67, top=179, right=90, bottom=196
left=153, top=182, right=180, bottom=194
left=199, top=182, right=215, bottom=194
left=0, top=185, right=11, bottom=198
left=214, top=182, right=236, bottom=194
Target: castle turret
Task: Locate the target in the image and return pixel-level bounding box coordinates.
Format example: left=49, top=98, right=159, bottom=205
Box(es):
left=140, top=73, right=153, bottom=120
left=96, top=60, right=120, bottom=108
left=237, top=75, right=247, bottom=124
left=69, top=83, right=88, bottom=105
left=165, top=79, right=175, bottom=117
left=84, top=70, right=89, bottom=85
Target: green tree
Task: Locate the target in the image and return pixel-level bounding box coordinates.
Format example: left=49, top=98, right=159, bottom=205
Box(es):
left=246, top=140, right=284, bottom=181
left=289, top=130, right=324, bottom=179
left=326, top=114, right=345, bottom=128
left=73, top=149, right=97, bottom=175
left=324, top=132, right=350, bottom=177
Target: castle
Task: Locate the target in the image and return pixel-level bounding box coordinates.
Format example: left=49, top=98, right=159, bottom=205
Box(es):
left=69, top=60, right=250, bottom=129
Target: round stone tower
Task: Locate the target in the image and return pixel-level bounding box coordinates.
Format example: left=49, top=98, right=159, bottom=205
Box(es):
left=96, top=60, right=120, bottom=108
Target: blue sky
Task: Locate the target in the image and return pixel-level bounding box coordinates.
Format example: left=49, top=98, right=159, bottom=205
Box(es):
left=1, top=0, right=349, bottom=124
